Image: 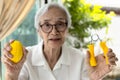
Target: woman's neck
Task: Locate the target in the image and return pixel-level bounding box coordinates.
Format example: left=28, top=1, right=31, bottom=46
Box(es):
left=43, top=45, right=62, bottom=70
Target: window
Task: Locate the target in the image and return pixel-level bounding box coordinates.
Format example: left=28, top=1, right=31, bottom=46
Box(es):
left=1, top=2, right=38, bottom=80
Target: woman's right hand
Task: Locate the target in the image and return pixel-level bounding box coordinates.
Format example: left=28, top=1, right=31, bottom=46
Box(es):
left=2, top=40, right=28, bottom=80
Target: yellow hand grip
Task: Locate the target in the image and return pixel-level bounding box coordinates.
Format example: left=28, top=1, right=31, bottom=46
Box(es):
left=88, top=44, right=97, bottom=66
left=100, top=41, right=109, bottom=64
left=10, top=40, right=23, bottom=63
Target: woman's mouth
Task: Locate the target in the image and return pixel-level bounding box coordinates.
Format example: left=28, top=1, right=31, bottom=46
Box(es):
left=49, top=38, right=61, bottom=41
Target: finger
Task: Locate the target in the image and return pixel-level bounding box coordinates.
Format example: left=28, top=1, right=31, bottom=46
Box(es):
left=3, top=48, right=13, bottom=58
left=2, top=55, right=15, bottom=66
left=107, top=52, right=116, bottom=58
left=109, top=61, right=116, bottom=65
left=86, top=50, right=90, bottom=59
left=19, top=47, right=28, bottom=63
left=23, top=47, right=28, bottom=55
left=110, top=56, right=118, bottom=61
left=115, top=57, right=118, bottom=61
left=22, top=47, right=28, bottom=59
left=97, top=54, right=105, bottom=62
left=3, top=39, right=15, bottom=51
left=4, top=42, right=9, bottom=48
left=86, top=50, right=91, bottom=66
left=109, top=57, right=118, bottom=65
left=4, top=43, right=12, bottom=51
left=109, top=57, right=118, bottom=62
left=9, top=39, right=15, bottom=43
left=108, top=48, right=113, bottom=52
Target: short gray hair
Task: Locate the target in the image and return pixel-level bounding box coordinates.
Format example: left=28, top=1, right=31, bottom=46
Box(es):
left=34, top=2, right=71, bottom=30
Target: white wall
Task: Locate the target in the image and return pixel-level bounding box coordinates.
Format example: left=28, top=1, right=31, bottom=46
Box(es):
left=86, top=0, right=120, bottom=8
left=108, top=16, right=120, bottom=66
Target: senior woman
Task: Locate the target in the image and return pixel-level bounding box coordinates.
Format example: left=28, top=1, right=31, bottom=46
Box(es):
left=2, top=2, right=118, bottom=80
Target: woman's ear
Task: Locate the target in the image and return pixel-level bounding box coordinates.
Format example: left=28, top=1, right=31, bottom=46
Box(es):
left=66, top=28, right=69, bottom=34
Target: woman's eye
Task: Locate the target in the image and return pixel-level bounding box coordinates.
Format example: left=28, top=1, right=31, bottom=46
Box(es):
left=44, top=23, right=51, bottom=27
left=44, top=24, right=51, bottom=28
left=56, top=22, right=64, bottom=27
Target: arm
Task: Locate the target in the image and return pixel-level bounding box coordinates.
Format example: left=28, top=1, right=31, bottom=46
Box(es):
left=86, top=49, right=118, bottom=80
left=2, top=40, right=28, bottom=80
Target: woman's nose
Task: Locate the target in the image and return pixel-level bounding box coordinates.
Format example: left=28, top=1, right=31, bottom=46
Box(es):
left=51, top=26, right=59, bottom=35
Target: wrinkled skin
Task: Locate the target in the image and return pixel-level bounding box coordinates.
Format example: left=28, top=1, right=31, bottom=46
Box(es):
left=87, top=48, right=118, bottom=80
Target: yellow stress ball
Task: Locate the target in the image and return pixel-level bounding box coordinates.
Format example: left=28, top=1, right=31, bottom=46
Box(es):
left=10, top=40, right=23, bottom=63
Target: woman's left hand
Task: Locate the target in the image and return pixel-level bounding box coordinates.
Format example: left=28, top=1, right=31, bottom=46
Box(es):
left=87, top=48, right=118, bottom=80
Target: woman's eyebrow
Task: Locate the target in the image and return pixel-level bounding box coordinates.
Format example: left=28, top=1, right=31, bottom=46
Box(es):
left=57, top=18, right=66, bottom=20
left=43, top=19, right=51, bottom=22
left=42, top=18, right=66, bottom=22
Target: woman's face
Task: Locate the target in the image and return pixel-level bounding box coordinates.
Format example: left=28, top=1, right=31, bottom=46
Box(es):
left=38, top=7, right=68, bottom=48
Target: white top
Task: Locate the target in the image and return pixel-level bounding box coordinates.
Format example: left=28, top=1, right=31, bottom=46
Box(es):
left=18, top=41, right=90, bottom=80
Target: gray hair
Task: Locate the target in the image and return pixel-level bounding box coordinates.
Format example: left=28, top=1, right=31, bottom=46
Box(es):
left=34, top=2, right=71, bottom=30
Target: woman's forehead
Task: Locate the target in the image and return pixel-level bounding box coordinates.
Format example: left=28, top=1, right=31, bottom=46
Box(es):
left=39, top=7, right=67, bottom=22
left=40, top=18, right=66, bottom=22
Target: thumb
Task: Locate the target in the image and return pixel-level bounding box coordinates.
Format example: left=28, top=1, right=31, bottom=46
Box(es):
left=86, top=50, right=91, bottom=66
left=19, top=46, right=28, bottom=63
left=23, top=46, right=28, bottom=55
left=86, top=50, right=98, bottom=67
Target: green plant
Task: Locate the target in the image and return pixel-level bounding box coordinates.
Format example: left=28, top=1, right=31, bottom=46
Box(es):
left=63, top=0, right=115, bottom=48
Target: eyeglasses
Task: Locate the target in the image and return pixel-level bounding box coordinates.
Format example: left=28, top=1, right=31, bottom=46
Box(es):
left=39, top=21, right=68, bottom=33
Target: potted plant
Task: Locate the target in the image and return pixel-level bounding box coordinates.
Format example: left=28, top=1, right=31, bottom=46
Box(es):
left=63, top=0, right=115, bottom=48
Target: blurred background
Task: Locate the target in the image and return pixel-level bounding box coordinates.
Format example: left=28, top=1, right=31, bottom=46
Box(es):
left=0, top=0, right=120, bottom=80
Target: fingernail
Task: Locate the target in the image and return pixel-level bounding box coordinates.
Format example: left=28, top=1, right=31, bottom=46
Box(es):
left=9, top=54, right=13, bottom=58
left=6, top=47, right=11, bottom=51
left=116, top=58, right=118, bottom=61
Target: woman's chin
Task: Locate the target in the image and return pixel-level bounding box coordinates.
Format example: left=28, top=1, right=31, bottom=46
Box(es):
left=48, top=42, right=63, bottom=48
left=49, top=43, right=62, bottom=48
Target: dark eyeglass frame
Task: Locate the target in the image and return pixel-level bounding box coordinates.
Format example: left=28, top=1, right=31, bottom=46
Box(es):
left=39, top=22, right=68, bottom=33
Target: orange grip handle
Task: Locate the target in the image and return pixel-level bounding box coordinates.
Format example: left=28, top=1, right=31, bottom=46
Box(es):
left=100, top=41, right=109, bottom=64
left=88, top=44, right=97, bottom=66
